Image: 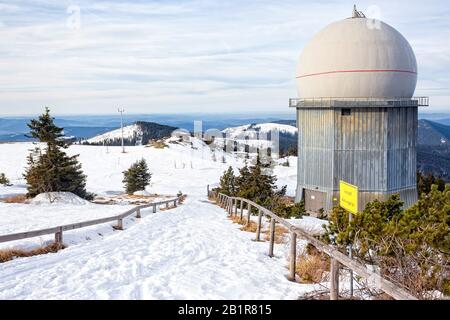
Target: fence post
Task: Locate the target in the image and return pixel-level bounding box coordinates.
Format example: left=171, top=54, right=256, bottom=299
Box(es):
left=269, top=218, right=275, bottom=257
left=234, top=199, right=238, bottom=216
left=255, top=209, right=262, bottom=241
left=55, top=227, right=63, bottom=245
left=136, top=208, right=141, bottom=218
left=153, top=204, right=157, bottom=213
left=117, top=218, right=123, bottom=230
left=174, top=200, right=177, bottom=207
left=166, top=202, right=169, bottom=209
left=330, top=258, right=340, bottom=300
left=288, top=231, right=297, bottom=281
left=240, top=200, right=244, bottom=221
left=246, top=204, right=252, bottom=226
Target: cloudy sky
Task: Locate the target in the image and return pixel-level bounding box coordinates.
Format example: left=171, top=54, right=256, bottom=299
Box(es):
left=0, top=0, right=449, bottom=115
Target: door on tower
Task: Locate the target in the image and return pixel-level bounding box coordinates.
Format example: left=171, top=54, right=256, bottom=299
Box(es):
left=304, top=189, right=326, bottom=213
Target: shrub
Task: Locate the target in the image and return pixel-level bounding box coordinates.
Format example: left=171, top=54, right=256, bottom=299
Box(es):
left=323, top=186, right=450, bottom=299
left=296, top=252, right=330, bottom=284
left=123, top=159, right=151, bottom=194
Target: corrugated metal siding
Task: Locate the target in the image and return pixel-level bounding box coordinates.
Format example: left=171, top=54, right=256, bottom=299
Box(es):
left=297, top=109, right=335, bottom=189
left=333, top=108, right=387, bottom=192
left=296, top=106, right=418, bottom=212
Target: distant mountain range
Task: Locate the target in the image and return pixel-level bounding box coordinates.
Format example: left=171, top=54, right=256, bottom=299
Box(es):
left=417, top=119, right=450, bottom=180
left=418, top=119, right=450, bottom=145
left=2, top=114, right=450, bottom=180
left=0, top=113, right=296, bottom=142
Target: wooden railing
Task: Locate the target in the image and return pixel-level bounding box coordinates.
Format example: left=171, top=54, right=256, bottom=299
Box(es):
left=208, top=189, right=417, bottom=300
left=0, top=195, right=185, bottom=246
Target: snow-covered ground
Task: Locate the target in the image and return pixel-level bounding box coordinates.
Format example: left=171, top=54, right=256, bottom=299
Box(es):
left=0, top=196, right=325, bottom=299
left=0, top=139, right=329, bottom=300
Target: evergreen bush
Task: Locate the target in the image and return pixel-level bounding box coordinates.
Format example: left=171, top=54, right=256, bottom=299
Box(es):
left=123, top=159, right=151, bottom=194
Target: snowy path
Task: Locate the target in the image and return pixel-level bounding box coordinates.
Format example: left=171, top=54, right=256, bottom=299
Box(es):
left=0, top=196, right=316, bottom=300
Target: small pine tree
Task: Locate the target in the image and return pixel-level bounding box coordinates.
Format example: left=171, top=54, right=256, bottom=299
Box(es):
left=235, top=164, right=251, bottom=197
left=0, top=173, right=11, bottom=186
left=218, top=166, right=236, bottom=196
left=236, top=155, right=286, bottom=208
left=123, top=159, right=152, bottom=194
left=25, top=145, right=90, bottom=199
left=24, top=108, right=92, bottom=199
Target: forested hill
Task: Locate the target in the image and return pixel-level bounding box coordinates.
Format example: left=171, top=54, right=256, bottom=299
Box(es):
left=83, top=121, right=178, bottom=146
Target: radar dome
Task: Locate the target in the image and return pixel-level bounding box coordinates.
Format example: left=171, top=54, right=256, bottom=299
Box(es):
left=297, top=10, right=417, bottom=99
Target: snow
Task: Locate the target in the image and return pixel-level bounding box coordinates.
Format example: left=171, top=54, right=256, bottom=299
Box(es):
left=222, top=123, right=298, bottom=139
left=0, top=139, right=323, bottom=300
left=30, top=192, right=90, bottom=205
left=0, top=196, right=321, bottom=300
left=133, top=190, right=152, bottom=196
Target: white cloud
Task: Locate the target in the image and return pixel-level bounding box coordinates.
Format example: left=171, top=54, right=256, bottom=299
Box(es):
left=0, top=0, right=449, bottom=115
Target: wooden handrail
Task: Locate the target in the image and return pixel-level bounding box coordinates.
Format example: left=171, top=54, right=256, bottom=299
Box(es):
left=209, top=190, right=417, bottom=300
left=0, top=195, right=185, bottom=244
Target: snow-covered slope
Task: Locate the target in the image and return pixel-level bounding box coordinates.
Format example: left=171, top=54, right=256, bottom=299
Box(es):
left=0, top=138, right=306, bottom=299
left=85, top=123, right=141, bottom=144
left=0, top=196, right=324, bottom=299
left=222, top=123, right=298, bottom=139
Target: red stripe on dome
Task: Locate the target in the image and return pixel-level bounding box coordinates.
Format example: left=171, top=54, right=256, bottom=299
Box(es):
left=296, top=69, right=417, bottom=79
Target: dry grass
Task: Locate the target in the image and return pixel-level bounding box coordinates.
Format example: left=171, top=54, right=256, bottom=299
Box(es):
left=148, top=140, right=168, bottom=149
left=296, top=246, right=330, bottom=284
left=263, top=224, right=288, bottom=244
left=240, top=220, right=258, bottom=233
left=372, top=292, right=395, bottom=300
left=1, top=194, right=28, bottom=204
left=0, top=242, right=65, bottom=263
left=229, top=215, right=246, bottom=225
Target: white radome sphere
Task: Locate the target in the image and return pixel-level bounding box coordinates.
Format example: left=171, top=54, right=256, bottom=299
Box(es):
left=297, top=18, right=417, bottom=99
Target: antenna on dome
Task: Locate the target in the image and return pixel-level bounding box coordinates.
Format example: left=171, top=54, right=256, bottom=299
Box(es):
left=352, top=5, right=366, bottom=18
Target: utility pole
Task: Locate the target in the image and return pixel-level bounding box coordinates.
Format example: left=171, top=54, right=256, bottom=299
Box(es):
left=118, top=108, right=125, bottom=153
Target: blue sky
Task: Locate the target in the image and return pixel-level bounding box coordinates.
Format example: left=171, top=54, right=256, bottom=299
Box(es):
left=0, top=0, right=449, bottom=115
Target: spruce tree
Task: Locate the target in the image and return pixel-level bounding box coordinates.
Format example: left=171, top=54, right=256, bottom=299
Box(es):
left=27, top=107, right=65, bottom=147
left=123, top=159, right=151, bottom=194
left=237, top=155, right=285, bottom=207
left=236, top=164, right=251, bottom=197
left=24, top=108, right=92, bottom=199
left=218, top=166, right=236, bottom=196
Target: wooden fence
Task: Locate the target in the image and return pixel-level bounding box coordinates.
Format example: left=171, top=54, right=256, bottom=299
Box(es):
left=0, top=195, right=184, bottom=246
left=208, top=188, right=417, bottom=300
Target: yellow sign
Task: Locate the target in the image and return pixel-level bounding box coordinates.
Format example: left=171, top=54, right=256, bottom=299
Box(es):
left=340, top=181, right=358, bottom=214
